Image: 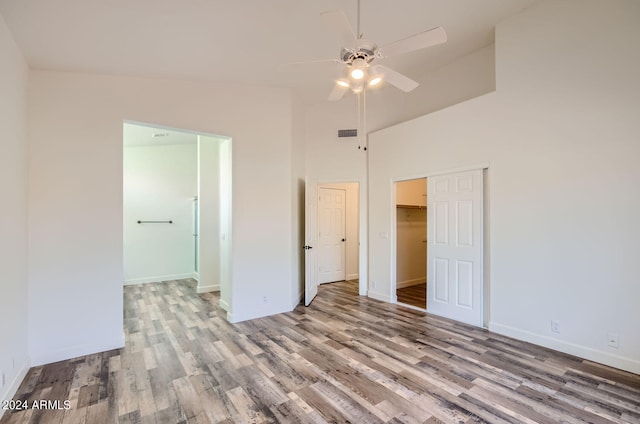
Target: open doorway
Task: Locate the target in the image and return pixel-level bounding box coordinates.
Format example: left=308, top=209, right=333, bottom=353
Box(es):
left=395, top=178, right=427, bottom=309
left=305, top=181, right=361, bottom=306
left=392, top=169, right=486, bottom=327
left=317, top=183, right=360, bottom=285
left=122, top=122, right=232, bottom=310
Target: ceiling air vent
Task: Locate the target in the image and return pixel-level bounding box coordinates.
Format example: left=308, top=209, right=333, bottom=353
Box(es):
left=338, top=129, right=358, bottom=138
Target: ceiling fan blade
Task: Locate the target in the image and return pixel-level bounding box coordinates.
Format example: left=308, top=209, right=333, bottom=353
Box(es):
left=379, top=26, right=447, bottom=58
left=321, top=10, right=357, bottom=48
left=328, top=84, right=349, bottom=101
left=372, top=65, right=419, bottom=92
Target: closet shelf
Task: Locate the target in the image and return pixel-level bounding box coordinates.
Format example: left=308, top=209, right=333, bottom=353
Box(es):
left=396, top=204, right=427, bottom=209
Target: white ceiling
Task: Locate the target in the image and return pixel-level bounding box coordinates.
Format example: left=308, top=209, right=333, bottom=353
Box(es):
left=0, top=0, right=537, bottom=104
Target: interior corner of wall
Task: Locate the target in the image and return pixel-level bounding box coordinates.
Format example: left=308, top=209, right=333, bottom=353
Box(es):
left=0, top=355, right=31, bottom=418
left=292, top=291, right=303, bottom=310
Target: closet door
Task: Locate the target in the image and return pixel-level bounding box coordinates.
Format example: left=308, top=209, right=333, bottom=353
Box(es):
left=427, top=169, right=483, bottom=327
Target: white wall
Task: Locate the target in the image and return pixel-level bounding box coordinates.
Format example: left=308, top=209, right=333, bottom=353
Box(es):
left=123, top=143, right=197, bottom=283
left=27, top=71, right=297, bottom=364
left=197, top=135, right=221, bottom=293
left=304, top=44, right=496, bottom=296
left=0, top=14, right=30, bottom=413
left=369, top=0, right=640, bottom=373
left=305, top=44, right=496, bottom=180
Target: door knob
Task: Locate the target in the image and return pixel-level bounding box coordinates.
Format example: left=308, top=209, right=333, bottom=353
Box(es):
left=342, top=238, right=345, bottom=242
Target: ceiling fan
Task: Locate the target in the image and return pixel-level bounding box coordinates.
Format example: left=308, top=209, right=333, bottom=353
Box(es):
left=315, top=0, right=447, bottom=101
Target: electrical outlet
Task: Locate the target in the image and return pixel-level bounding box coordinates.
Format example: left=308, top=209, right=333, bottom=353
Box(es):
left=262, top=296, right=268, bottom=303
left=607, top=333, right=619, bottom=349
left=372, top=281, right=376, bottom=288
left=551, top=320, right=561, bottom=334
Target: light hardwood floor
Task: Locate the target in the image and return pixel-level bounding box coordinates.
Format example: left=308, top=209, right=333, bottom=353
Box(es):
left=396, top=283, right=426, bottom=310
left=2, top=279, right=639, bottom=423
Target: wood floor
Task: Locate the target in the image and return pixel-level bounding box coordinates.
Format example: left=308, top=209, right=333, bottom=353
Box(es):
left=2, top=280, right=640, bottom=424
left=396, top=283, right=426, bottom=309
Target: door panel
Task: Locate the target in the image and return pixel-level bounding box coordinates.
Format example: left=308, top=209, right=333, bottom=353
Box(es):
left=434, top=258, right=449, bottom=302
left=318, top=188, right=346, bottom=284
left=456, top=260, right=473, bottom=307
left=427, top=169, right=484, bottom=326
left=434, top=201, right=449, bottom=244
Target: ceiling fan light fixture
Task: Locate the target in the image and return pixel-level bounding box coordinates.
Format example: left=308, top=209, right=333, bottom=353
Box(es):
left=350, top=58, right=367, bottom=80
left=368, top=75, right=383, bottom=87
left=351, top=79, right=365, bottom=93
left=336, top=79, right=350, bottom=88
left=350, top=68, right=365, bottom=80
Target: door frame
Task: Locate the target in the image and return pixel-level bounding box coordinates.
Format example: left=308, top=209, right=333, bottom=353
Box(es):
left=390, top=163, right=490, bottom=327
left=122, top=120, right=233, bottom=314
left=305, top=178, right=366, bottom=299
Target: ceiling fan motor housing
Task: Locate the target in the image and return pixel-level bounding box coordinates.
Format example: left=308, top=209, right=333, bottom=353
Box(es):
left=340, top=39, right=378, bottom=64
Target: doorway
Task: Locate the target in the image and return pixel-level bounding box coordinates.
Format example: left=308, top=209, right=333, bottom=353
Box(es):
left=317, top=187, right=346, bottom=284
left=122, top=122, right=232, bottom=309
left=305, top=181, right=361, bottom=306
left=395, top=178, right=427, bottom=309
left=393, top=169, right=485, bottom=327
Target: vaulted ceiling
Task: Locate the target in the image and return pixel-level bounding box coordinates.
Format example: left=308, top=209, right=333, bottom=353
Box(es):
left=0, top=0, right=537, bottom=103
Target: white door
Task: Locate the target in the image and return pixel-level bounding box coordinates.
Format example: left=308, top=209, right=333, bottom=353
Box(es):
left=427, top=169, right=484, bottom=326
left=318, top=188, right=346, bottom=284
left=304, top=181, right=319, bottom=306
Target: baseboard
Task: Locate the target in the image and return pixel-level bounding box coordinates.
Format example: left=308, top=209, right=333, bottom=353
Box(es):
left=124, top=273, right=197, bottom=285
left=219, top=299, right=230, bottom=312
left=197, top=283, right=219, bottom=293
left=229, top=304, right=293, bottom=323
left=0, top=356, right=30, bottom=420
left=346, top=273, right=360, bottom=281
left=367, top=290, right=392, bottom=303
left=396, top=278, right=426, bottom=289
left=489, top=322, right=640, bottom=375
left=30, top=333, right=125, bottom=367
left=396, top=302, right=427, bottom=313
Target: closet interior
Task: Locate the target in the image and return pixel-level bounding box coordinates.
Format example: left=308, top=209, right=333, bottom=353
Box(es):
left=395, top=178, right=427, bottom=309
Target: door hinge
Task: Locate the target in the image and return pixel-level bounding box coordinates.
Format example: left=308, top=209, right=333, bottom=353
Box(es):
left=303, top=245, right=313, bottom=250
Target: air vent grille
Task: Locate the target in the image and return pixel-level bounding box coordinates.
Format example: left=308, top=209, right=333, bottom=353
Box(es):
left=338, top=129, right=358, bottom=138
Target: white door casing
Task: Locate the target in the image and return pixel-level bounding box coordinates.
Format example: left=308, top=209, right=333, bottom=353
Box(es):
left=304, top=181, right=319, bottom=306
left=317, top=188, right=346, bottom=284
left=427, top=169, right=484, bottom=326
